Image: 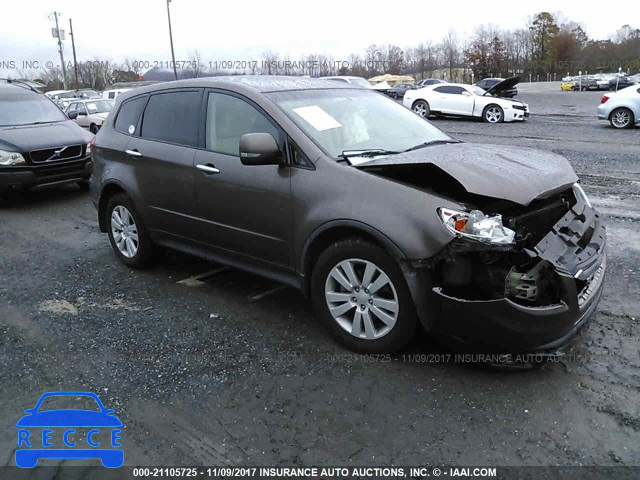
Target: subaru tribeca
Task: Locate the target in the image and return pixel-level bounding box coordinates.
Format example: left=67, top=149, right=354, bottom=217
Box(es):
left=90, top=76, right=606, bottom=354
left=0, top=80, right=94, bottom=199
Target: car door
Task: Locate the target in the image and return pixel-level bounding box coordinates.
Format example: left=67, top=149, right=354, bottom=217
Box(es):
left=122, top=89, right=203, bottom=239
left=430, top=86, right=451, bottom=112
left=433, top=86, right=474, bottom=115
left=192, top=90, right=293, bottom=267
left=76, top=103, right=90, bottom=128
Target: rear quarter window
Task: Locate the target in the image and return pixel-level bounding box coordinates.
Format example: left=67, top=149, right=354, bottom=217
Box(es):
left=114, top=96, right=148, bottom=135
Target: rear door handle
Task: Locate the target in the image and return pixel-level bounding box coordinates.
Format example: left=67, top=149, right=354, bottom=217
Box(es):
left=196, top=164, right=221, bottom=175
left=125, top=149, right=142, bottom=157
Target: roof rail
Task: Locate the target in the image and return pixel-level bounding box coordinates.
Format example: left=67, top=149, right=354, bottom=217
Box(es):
left=0, top=78, right=41, bottom=93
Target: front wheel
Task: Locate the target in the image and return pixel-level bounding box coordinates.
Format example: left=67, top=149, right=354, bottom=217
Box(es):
left=311, top=238, right=417, bottom=353
left=609, top=107, right=634, bottom=129
left=483, top=104, right=504, bottom=123
left=412, top=100, right=430, bottom=118
left=106, top=193, right=155, bottom=269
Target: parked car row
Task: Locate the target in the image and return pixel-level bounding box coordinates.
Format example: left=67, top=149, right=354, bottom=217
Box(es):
left=561, top=73, right=639, bottom=91
left=45, top=87, right=131, bottom=110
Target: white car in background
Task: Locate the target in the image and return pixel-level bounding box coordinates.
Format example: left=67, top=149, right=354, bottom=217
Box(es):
left=597, top=85, right=640, bottom=129
left=403, top=77, right=529, bottom=123
left=64, top=98, right=115, bottom=133
left=102, top=88, right=131, bottom=100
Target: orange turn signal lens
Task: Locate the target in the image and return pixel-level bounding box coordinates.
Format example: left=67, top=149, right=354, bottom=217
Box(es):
left=454, top=218, right=468, bottom=232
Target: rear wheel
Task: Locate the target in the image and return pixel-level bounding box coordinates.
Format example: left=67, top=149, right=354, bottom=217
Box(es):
left=412, top=100, right=430, bottom=118
left=483, top=104, right=504, bottom=123
left=106, top=193, right=155, bottom=269
left=311, top=238, right=417, bottom=353
left=609, top=107, right=634, bottom=129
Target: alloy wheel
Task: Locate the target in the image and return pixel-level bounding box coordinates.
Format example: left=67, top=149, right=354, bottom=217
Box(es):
left=413, top=102, right=428, bottom=117
left=611, top=109, right=631, bottom=128
left=111, top=205, right=139, bottom=258
left=324, top=258, right=399, bottom=340
left=485, top=107, right=503, bottom=123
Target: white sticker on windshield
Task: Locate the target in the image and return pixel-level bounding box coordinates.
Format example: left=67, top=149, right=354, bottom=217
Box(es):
left=293, top=106, right=342, bottom=131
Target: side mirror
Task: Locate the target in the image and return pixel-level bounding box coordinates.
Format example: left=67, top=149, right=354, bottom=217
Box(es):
left=239, top=133, right=282, bottom=166
left=104, top=409, right=115, bottom=415
left=24, top=409, right=34, bottom=414
left=68, top=111, right=78, bottom=120
left=461, top=91, right=472, bottom=96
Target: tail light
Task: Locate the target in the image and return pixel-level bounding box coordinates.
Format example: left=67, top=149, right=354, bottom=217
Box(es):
left=90, top=136, right=97, bottom=154
left=601, top=95, right=609, bottom=104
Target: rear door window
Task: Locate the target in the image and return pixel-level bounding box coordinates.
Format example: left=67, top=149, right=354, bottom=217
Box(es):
left=140, top=91, right=201, bottom=147
left=114, top=96, right=148, bottom=135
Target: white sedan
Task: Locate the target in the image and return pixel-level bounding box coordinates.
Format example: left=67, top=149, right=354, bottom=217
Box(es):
left=403, top=80, right=529, bottom=123
left=597, top=85, right=640, bottom=129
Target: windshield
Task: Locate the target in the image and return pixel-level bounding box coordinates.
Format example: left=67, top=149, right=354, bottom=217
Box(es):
left=85, top=100, right=115, bottom=114
left=0, top=95, right=68, bottom=126
left=268, top=89, right=452, bottom=159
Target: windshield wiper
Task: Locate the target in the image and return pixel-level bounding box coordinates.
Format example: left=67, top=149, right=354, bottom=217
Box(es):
left=401, top=139, right=460, bottom=153
left=339, top=149, right=402, bottom=160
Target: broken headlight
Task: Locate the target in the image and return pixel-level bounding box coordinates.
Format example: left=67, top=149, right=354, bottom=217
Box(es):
left=438, top=208, right=516, bottom=245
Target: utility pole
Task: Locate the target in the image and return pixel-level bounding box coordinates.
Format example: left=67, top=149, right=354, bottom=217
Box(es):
left=69, top=18, right=79, bottom=87
left=166, top=0, right=178, bottom=80
left=50, top=11, right=67, bottom=89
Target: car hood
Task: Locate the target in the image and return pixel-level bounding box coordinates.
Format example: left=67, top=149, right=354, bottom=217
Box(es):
left=0, top=120, right=93, bottom=152
left=16, top=410, right=123, bottom=427
left=484, top=76, right=520, bottom=95
left=355, top=143, right=578, bottom=206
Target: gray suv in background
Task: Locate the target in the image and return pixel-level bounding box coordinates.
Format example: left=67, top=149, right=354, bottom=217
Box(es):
left=90, top=76, right=606, bottom=355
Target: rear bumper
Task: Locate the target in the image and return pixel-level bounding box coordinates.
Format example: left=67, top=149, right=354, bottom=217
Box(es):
left=0, top=158, right=92, bottom=194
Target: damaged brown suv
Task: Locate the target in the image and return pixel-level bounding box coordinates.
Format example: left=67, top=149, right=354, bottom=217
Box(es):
left=90, top=76, right=606, bottom=354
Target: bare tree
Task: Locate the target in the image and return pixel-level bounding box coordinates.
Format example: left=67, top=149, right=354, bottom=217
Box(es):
left=189, top=50, right=203, bottom=77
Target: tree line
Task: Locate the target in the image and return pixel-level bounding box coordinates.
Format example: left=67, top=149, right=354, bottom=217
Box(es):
left=20, top=12, right=640, bottom=90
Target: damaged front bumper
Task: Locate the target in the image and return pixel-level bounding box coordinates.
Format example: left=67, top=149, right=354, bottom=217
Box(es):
left=405, top=193, right=607, bottom=353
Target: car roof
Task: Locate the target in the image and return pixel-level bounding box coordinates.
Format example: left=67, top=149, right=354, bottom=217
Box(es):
left=117, top=75, right=357, bottom=102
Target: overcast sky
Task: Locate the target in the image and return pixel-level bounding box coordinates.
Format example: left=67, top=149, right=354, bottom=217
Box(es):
left=1, top=1, right=638, bottom=76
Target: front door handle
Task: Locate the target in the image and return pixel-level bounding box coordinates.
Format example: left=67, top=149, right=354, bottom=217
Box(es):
left=196, top=164, right=221, bottom=175
left=125, top=149, right=142, bottom=157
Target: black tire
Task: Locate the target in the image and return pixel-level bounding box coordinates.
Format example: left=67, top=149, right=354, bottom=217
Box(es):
left=412, top=100, right=430, bottom=118
left=310, top=238, right=417, bottom=353
left=90, top=123, right=99, bottom=134
left=609, top=107, right=634, bottom=129
left=482, top=104, right=504, bottom=123
left=105, top=192, right=155, bottom=269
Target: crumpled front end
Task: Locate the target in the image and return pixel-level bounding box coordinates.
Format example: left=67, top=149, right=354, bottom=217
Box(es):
left=407, top=186, right=607, bottom=352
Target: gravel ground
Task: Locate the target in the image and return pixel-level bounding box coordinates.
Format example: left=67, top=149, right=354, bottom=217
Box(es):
left=0, top=87, right=638, bottom=473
